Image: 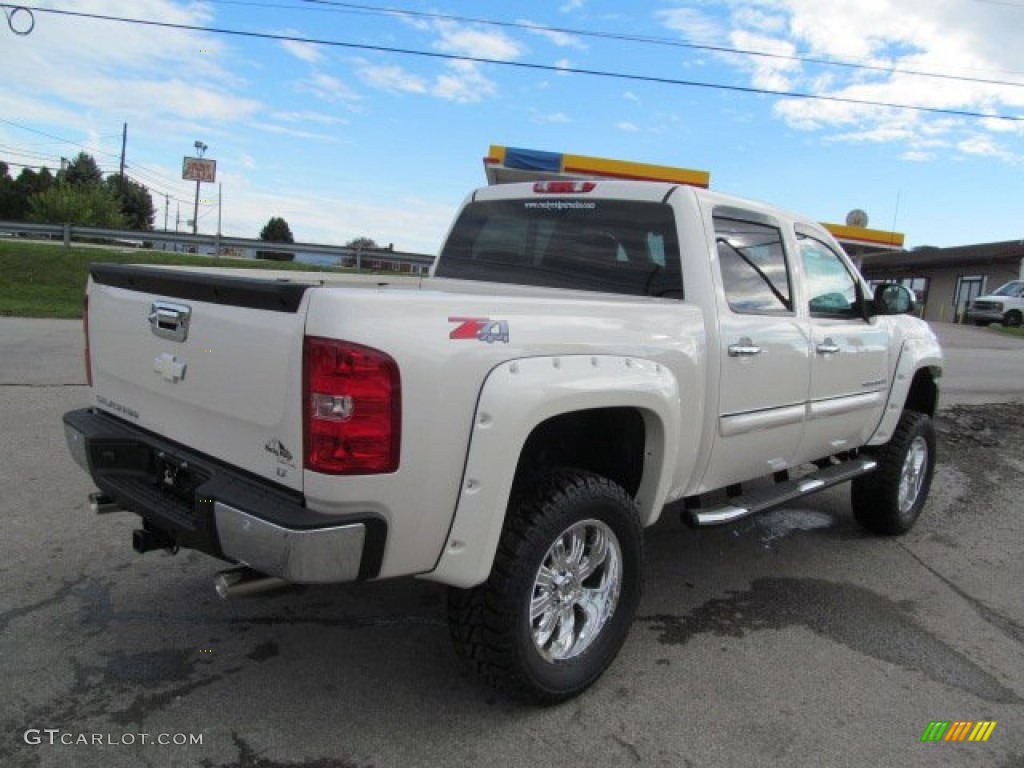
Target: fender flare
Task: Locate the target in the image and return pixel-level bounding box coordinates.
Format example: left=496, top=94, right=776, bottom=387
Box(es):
left=425, top=354, right=682, bottom=588
left=868, top=337, right=943, bottom=446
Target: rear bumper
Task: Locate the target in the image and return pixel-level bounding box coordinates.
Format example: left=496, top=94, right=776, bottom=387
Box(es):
left=63, top=408, right=386, bottom=583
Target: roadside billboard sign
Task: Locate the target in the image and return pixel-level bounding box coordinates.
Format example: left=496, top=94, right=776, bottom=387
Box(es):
left=182, top=156, right=216, bottom=183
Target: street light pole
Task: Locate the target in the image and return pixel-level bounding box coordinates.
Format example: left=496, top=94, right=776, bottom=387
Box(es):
left=192, top=140, right=207, bottom=236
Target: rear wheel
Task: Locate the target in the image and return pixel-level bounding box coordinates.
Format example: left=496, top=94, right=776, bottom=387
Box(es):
left=447, top=469, right=643, bottom=703
left=851, top=411, right=935, bottom=535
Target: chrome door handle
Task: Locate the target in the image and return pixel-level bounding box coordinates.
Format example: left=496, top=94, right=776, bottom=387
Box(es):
left=728, top=337, right=762, bottom=357
left=816, top=338, right=840, bottom=355
left=149, top=301, right=191, bottom=342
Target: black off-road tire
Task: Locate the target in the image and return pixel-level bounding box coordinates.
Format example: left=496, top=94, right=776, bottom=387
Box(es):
left=851, top=410, right=936, bottom=535
left=447, top=469, right=643, bottom=703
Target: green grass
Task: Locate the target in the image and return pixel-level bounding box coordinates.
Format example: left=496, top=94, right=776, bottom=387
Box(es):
left=994, top=325, right=1024, bottom=338
left=0, top=239, right=351, bottom=318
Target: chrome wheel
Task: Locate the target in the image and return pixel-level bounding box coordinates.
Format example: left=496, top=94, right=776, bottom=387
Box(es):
left=898, top=436, right=928, bottom=514
left=530, top=519, right=622, bottom=662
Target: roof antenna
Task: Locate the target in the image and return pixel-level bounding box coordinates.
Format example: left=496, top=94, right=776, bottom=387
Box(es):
left=890, top=190, right=902, bottom=248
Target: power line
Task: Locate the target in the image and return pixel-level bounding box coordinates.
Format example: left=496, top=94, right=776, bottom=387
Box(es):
left=296, top=0, right=1024, bottom=88
left=0, top=117, right=197, bottom=204
left=20, top=6, right=1024, bottom=123
left=0, top=117, right=124, bottom=163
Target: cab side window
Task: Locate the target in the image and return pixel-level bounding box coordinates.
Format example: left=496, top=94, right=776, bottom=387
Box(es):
left=797, top=235, right=859, bottom=317
left=713, top=216, right=793, bottom=314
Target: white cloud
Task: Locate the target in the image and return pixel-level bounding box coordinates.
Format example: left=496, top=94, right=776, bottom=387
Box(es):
left=531, top=111, right=572, bottom=124
left=270, top=111, right=348, bottom=126
left=617, top=122, right=640, bottom=132
left=517, top=20, right=587, bottom=50
left=729, top=30, right=800, bottom=91
left=432, top=61, right=497, bottom=103
left=359, top=64, right=429, bottom=94
left=300, top=73, right=360, bottom=104
left=434, top=21, right=524, bottom=61
left=253, top=124, right=341, bottom=142
left=560, top=0, right=586, bottom=13
left=957, top=135, right=1020, bottom=163
left=279, top=35, right=323, bottom=65
left=656, top=7, right=724, bottom=44
left=659, top=0, right=1024, bottom=164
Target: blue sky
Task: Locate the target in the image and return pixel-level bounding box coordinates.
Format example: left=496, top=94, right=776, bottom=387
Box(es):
left=2, top=0, right=1023, bottom=253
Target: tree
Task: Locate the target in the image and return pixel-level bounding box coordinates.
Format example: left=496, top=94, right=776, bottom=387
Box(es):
left=346, top=236, right=379, bottom=250
left=260, top=216, right=294, bottom=243
left=27, top=184, right=126, bottom=228
left=0, top=167, right=55, bottom=220
left=257, top=216, right=295, bottom=261
left=105, top=173, right=155, bottom=230
left=0, top=162, right=15, bottom=219
left=62, top=152, right=103, bottom=187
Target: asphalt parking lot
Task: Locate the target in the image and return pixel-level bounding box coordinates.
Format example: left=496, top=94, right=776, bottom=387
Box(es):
left=1, top=318, right=1022, bottom=767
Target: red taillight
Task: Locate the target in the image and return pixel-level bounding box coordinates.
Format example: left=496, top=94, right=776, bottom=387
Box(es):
left=533, top=180, right=596, bottom=194
left=83, top=294, right=93, bottom=387
left=303, top=337, right=401, bottom=475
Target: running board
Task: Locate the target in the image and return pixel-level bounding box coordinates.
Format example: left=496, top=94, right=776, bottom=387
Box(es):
left=685, top=458, right=878, bottom=528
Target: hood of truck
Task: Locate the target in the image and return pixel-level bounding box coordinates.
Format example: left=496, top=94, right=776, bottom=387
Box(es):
left=86, top=264, right=316, bottom=492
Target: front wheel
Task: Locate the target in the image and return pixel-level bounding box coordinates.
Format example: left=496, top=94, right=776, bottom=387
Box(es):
left=851, top=411, right=935, bottom=535
left=447, top=469, right=643, bottom=703
left=1003, top=310, right=1023, bottom=328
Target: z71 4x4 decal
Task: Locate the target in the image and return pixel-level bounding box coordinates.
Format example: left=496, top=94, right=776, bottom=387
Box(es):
left=448, top=317, right=510, bottom=344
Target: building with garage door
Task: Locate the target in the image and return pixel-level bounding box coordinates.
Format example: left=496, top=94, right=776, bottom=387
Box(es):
left=859, top=241, right=1024, bottom=324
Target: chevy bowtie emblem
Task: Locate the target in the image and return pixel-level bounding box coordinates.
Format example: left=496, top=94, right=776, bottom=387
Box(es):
left=154, top=353, right=187, bottom=383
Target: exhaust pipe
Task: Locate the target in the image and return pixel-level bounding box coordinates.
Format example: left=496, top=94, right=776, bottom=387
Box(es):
left=89, top=492, right=121, bottom=515
left=132, top=527, right=175, bottom=554
left=214, top=567, right=290, bottom=599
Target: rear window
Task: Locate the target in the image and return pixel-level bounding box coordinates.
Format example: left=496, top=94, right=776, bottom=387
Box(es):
left=436, top=198, right=683, bottom=298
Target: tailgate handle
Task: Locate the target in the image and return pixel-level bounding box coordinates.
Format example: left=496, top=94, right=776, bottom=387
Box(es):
left=149, top=301, right=191, bottom=342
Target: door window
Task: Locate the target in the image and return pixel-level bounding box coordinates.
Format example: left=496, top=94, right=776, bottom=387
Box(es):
left=797, top=235, right=860, bottom=318
left=713, top=216, right=793, bottom=314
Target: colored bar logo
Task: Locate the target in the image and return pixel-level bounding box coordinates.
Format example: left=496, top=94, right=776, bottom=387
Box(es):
left=921, top=721, right=997, bottom=742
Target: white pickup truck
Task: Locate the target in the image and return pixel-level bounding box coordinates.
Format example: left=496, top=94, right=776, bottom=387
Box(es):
left=64, top=179, right=943, bottom=702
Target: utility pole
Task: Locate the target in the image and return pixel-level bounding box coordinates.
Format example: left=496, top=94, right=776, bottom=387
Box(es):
left=118, top=122, right=127, bottom=195
left=192, top=140, right=207, bottom=236
left=216, top=182, right=223, bottom=257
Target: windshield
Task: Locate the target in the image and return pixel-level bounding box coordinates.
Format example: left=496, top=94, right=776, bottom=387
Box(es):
left=436, top=198, right=683, bottom=298
left=992, top=281, right=1024, bottom=297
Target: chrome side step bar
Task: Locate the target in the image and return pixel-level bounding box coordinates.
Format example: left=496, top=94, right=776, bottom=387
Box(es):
left=685, top=458, right=878, bottom=528
left=89, top=491, right=122, bottom=515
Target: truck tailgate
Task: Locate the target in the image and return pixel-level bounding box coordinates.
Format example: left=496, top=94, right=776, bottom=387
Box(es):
left=87, top=264, right=315, bottom=492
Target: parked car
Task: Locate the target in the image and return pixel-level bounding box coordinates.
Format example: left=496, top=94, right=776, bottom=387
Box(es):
left=967, top=280, right=1024, bottom=327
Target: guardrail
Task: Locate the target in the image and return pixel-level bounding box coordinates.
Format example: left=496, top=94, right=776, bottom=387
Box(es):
left=0, top=220, right=435, bottom=272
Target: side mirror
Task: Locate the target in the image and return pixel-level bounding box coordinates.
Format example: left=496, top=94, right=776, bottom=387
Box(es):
left=872, top=283, right=915, bottom=316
